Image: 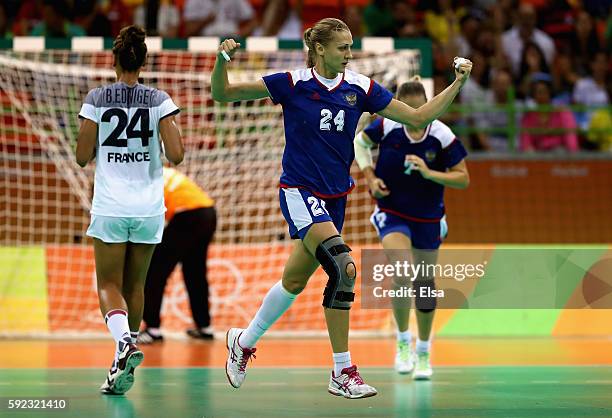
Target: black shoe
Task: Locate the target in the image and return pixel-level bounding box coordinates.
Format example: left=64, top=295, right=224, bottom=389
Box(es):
left=136, top=329, right=163, bottom=344
left=186, top=328, right=214, bottom=340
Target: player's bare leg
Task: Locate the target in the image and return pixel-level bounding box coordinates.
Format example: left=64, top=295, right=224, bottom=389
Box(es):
left=94, top=239, right=129, bottom=316
left=412, top=248, right=437, bottom=380
left=94, top=239, right=144, bottom=394
left=122, top=242, right=156, bottom=332
left=304, top=222, right=377, bottom=399
left=382, top=232, right=415, bottom=374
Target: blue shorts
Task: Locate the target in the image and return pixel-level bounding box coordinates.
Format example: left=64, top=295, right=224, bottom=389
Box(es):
left=370, top=207, right=448, bottom=250
left=279, top=187, right=347, bottom=240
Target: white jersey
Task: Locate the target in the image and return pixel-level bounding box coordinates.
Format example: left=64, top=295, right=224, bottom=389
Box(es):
left=78, top=82, right=180, bottom=217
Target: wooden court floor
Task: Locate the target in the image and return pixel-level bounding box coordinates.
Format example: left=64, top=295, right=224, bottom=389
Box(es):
left=1, top=337, right=611, bottom=417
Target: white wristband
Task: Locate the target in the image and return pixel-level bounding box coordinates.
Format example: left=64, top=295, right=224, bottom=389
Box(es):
left=221, top=50, right=231, bottom=62
left=454, top=57, right=468, bottom=72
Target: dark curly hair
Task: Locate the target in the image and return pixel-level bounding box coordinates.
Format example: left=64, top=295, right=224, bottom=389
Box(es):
left=112, top=25, right=147, bottom=72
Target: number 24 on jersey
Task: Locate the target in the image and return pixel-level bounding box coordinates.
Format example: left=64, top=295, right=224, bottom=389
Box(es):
left=320, top=109, right=345, bottom=132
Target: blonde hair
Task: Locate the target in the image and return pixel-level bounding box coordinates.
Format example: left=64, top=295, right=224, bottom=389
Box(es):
left=303, top=18, right=350, bottom=68
left=397, top=75, right=427, bottom=100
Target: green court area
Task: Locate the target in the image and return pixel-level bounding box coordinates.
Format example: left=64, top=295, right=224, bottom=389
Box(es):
left=1, top=366, right=611, bottom=417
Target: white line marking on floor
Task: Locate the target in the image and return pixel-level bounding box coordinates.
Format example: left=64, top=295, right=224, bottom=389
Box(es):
left=475, top=381, right=506, bottom=384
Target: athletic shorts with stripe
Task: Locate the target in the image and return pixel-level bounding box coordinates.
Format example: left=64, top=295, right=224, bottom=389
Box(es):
left=279, top=187, right=347, bottom=240
left=370, top=206, right=448, bottom=250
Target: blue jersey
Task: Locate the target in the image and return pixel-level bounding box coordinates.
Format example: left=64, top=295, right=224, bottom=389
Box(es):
left=364, top=118, right=467, bottom=221
left=263, top=68, right=393, bottom=198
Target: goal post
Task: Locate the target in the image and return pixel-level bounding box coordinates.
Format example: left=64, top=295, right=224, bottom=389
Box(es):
left=0, top=37, right=428, bottom=336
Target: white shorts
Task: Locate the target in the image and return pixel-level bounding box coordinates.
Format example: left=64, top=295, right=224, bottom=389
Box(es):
left=86, top=214, right=164, bottom=244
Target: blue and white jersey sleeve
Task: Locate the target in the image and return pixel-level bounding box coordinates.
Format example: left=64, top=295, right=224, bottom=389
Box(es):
left=442, top=139, right=468, bottom=168
left=430, top=120, right=467, bottom=168
left=363, top=117, right=386, bottom=144
left=363, top=81, right=393, bottom=114
left=262, top=72, right=292, bottom=105
left=78, top=88, right=99, bottom=123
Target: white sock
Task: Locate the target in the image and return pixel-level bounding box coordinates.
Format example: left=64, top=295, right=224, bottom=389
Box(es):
left=416, top=338, right=431, bottom=354
left=239, top=281, right=297, bottom=348
left=105, top=309, right=131, bottom=344
left=397, top=330, right=412, bottom=344
left=333, top=351, right=352, bottom=377
left=130, top=332, right=139, bottom=344
left=105, top=310, right=131, bottom=363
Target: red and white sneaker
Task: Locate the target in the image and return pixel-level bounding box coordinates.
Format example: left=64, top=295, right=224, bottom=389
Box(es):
left=328, top=365, right=378, bottom=399
left=100, top=341, right=144, bottom=395
left=225, top=328, right=256, bottom=388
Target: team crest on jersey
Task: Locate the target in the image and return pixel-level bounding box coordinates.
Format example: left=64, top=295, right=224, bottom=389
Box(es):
left=425, top=150, right=437, bottom=162
left=344, top=93, right=357, bottom=106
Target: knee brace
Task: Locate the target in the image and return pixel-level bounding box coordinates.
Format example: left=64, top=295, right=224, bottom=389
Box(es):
left=316, top=235, right=356, bottom=310
left=414, top=280, right=437, bottom=313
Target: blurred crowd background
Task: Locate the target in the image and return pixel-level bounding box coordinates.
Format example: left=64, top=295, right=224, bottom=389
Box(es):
left=0, top=0, right=610, bottom=152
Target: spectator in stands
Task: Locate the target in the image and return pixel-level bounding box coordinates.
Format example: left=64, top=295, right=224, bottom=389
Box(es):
left=460, top=50, right=491, bottom=149
left=424, top=0, right=465, bottom=46
left=516, top=41, right=550, bottom=100
left=453, top=9, right=485, bottom=58
left=489, top=0, right=515, bottom=33
left=30, top=0, right=86, bottom=37
left=573, top=50, right=610, bottom=131
left=476, top=69, right=519, bottom=151
left=474, top=22, right=509, bottom=71
left=567, top=10, right=602, bottom=77
left=343, top=1, right=365, bottom=38
left=391, top=0, right=424, bottom=38
left=1, top=1, right=20, bottom=22
left=363, top=0, right=395, bottom=36
left=606, top=6, right=612, bottom=52
left=257, top=0, right=302, bottom=38
left=73, top=0, right=112, bottom=36
left=423, top=0, right=466, bottom=78
left=183, top=0, right=257, bottom=37
left=551, top=49, right=579, bottom=106
left=133, top=0, right=180, bottom=38
left=502, top=3, right=555, bottom=77
left=520, top=74, right=578, bottom=153
left=0, top=4, right=12, bottom=38
left=13, top=0, right=43, bottom=36
left=102, top=0, right=134, bottom=38
left=585, top=108, right=612, bottom=151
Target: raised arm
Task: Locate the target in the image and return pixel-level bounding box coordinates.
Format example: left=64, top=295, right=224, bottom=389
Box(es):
left=377, top=58, right=472, bottom=128
left=211, top=39, right=271, bottom=102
